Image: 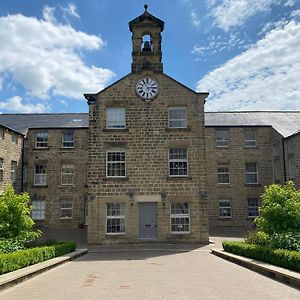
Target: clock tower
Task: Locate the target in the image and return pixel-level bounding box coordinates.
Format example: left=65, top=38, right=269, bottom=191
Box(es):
left=129, top=4, right=164, bottom=73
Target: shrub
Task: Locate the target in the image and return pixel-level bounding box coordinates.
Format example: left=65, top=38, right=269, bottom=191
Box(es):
left=0, top=239, right=25, bottom=254
left=222, top=241, right=300, bottom=272
left=0, top=186, right=41, bottom=241
left=269, top=232, right=300, bottom=251
left=0, top=241, right=76, bottom=275
left=244, top=231, right=269, bottom=246
left=255, top=181, right=300, bottom=234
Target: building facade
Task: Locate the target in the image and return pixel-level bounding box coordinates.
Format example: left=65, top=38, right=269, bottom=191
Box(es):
left=0, top=7, right=300, bottom=244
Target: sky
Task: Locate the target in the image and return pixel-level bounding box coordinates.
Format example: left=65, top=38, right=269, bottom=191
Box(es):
left=0, top=0, right=300, bottom=113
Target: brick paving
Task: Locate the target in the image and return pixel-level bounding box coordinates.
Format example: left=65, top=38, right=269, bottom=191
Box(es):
left=0, top=245, right=299, bottom=300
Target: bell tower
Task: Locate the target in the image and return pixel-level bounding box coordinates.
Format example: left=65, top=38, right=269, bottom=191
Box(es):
left=129, top=4, right=164, bottom=73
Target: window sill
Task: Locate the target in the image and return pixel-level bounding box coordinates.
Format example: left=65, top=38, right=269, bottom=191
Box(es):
left=105, top=233, right=126, bottom=236
left=103, top=177, right=129, bottom=181
left=60, top=217, right=73, bottom=220
left=170, top=232, right=191, bottom=235
left=167, top=176, right=192, bottom=180
left=216, top=146, right=229, bottom=148
left=60, top=147, right=74, bottom=150
left=34, top=147, right=49, bottom=150
left=32, top=185, right=48, bottom=188
left=165, top=127, right=191, bottom=132
left=245, top=183, right=261, bottom=187
left=103, top=128, right=129, bottom=133
left=216, top=184, right=232, bottom=187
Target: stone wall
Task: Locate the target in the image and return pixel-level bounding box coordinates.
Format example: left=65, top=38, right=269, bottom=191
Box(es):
left=25, top=128, right=88, bottom=229
left=0, top=126, right=23, bottom=194
left=87, top=71, right=209, bottom=245
left=205, top=126, right=273, bottom=231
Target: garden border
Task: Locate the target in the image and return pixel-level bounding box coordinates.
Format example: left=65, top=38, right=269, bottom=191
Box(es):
left=0, top=248, right=87, bottom=291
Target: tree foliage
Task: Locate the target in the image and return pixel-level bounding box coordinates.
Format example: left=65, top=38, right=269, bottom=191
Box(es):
left=0, top=186, right=40, bottom=240
left=255, top=181, right=300, bottom=234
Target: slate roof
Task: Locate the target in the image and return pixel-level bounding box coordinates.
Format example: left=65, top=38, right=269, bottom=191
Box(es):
left=0, top=111, right=299, bottom=138
left=205, top=111, right=300, bottom=138
left=0, top=113, right=88, bottom=135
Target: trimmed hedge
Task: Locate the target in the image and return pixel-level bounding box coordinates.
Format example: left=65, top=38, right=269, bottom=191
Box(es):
left=222, top=241, right=300, bottom=272
left=0, top=241, right=76, bottom=275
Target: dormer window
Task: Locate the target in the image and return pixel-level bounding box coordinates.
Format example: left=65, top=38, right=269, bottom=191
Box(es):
left=141, top=34, right=153, bottom=52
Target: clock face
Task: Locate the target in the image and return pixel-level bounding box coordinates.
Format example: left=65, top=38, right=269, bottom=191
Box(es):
left=136, top=77, right=159, bottom=100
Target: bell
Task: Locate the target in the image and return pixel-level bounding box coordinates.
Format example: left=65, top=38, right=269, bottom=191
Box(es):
left=142, top=41, right=151, bottom=52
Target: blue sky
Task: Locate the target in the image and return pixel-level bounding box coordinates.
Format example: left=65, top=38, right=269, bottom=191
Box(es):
left=0, top=0, right=299, bottom=113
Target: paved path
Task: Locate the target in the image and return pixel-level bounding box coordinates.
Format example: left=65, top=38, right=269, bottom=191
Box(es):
left=0, top=243, right=299, bottom=300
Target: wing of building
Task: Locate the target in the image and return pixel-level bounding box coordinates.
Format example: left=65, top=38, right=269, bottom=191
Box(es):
left=0, top=6, right=300, bottom=244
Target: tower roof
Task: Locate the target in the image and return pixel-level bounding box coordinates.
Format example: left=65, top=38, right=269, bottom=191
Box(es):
left=129, top=4, right=164, bottom=32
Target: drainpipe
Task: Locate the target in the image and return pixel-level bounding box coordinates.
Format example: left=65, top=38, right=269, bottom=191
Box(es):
left=282, top=138, right=287, bottom=182
left=21, top=137, right=25, bottom=192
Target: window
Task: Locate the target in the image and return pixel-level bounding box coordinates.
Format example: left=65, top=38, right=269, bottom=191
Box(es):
left=60, top=200, right=73, bottom=219
left=106, top=149, right=126, bottom=177
left=106, top=108, right=126, bottom=129
left=36, top=132, right=48, bottom=148
left=247, top=198, right=259, bottom=218
left=11, top=134, right=18, bottom=144
left=62, top=132, right=74, bottom=148
left=170, top=203, right=190, bottom=233
left=11, top=161, right=17, bottom=183
left=0, top=128, right=4, bottom=139
left=169, top=148, right=188, bottom=177
left=61, top=164, right=74, bottom=185
left=216, top=130, right=229, bottom=147
left=0, top=158, right=3, bottom=182
left=168, top=107, right=187, bottom=128
left=217, top=165, right=230, bottom=184
left=244, top=130, right=256, bottom=147
left=31, top=200, right=45, bottom=220
left=34, top=164, right=47, bottom=186
left=219, top=199, right=231, bottom=218
left=245, top=163, right=258, bottom=184
left=106, top=203, right=125, bottom=234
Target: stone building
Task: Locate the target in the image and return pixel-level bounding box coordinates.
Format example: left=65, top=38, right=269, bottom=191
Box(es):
left=0, top=124, right=23, bottom=194
left=0, top=7, right=300, bottom=244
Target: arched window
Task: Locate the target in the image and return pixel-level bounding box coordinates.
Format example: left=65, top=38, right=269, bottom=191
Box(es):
left=141, top=34, right=153, bottom=52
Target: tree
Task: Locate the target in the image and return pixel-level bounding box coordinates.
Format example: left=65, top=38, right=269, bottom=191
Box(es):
left=0, top=186, right=40, bottom=240
left=255, top=181, right=300, bottom=234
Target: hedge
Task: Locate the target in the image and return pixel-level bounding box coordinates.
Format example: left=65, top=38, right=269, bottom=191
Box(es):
left=222, top=241, right=300, bottom=272
left=0, top=241, right=76, bottom=275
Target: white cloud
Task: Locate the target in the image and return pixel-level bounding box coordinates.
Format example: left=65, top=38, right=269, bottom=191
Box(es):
left=62, top=3, right=80, bottom=19
left=0, top=11, right=115, bottom=99
left=285, top=0, right=295, bottom=7
left=191, top=10, right=201, bottom=27
left=0, top=96, right=49, bottom=113
left=209, top=0, right=280, bottom=31
left=197, top=19, right=300, bottom=111
left=291, top=10, right=300, bottom=18
left=42, top=6, right=56, bottom=23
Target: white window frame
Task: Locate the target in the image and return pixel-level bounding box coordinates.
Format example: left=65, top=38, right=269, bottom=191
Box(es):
left=169, top=148, right=188, bottom=177
left=11, top=134, right=18, bottom=144
left=11, top=161, right=17, bottom=183
left=36, top=132, right=48, bottom=148
left=168, top=106, right=187, bottom=129
left=31, top=200, right=46, bottom=220
left=219, top=199, right=231, bottom=218
left=217, top=165, right=230, bottom=184
left=216, top=130, right=229, bottom=147
left=106, top=203, right=125, bottom=234
left=106, top=149, right=126, bottom=178
left=60, top=200, right=73, bottom=219
left=34, top=164, right=47, bottom=186
left=62, top=132, right=74, bottom=148
left=245, top=162, right=258, bottom=184
left=244, top=130, right=256, bottom=147
left=61, top=164, right=74, bottom=185
left=106, top=107, right=126, bottom=129
left=247, top=198, right=259, bottom=218
left=170, top=203, right=190, bottom=234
